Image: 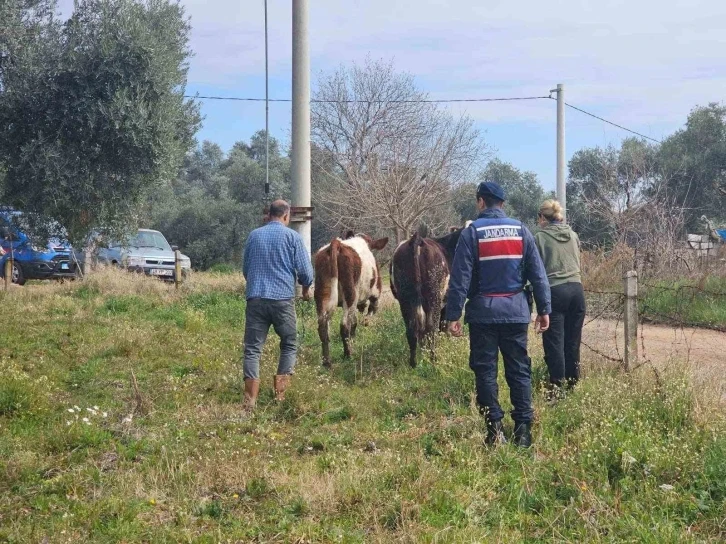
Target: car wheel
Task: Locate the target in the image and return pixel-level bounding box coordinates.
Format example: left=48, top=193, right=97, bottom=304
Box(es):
left=12, top=262, right=25, bottom=286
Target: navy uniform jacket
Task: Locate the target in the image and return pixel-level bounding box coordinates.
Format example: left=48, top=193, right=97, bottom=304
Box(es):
left=445, top=208, right=551, bottom=324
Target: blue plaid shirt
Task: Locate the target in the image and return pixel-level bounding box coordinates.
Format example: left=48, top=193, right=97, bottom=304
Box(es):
left=242, top=221, right=314, bottom=300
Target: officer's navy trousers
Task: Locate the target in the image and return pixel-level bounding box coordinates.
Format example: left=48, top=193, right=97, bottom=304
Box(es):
left=468, top=323, right=533, bottom=424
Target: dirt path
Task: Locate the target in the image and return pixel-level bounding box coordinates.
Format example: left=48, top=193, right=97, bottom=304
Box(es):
left=583, top=318, right=725, bottom=396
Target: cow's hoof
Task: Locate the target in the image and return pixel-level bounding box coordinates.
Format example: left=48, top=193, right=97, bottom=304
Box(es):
left=322, top=359, right=332, bottom=369
left=363, top=318, right=371, bottom=327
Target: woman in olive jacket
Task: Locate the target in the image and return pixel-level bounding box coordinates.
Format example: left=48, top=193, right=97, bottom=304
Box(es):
left=534, top=200, right=586, bottom=390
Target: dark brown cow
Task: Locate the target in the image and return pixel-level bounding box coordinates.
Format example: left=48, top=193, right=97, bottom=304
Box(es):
left=314, top=232, right=389, bottom=367
left=390, top=227, right=466, bottom=367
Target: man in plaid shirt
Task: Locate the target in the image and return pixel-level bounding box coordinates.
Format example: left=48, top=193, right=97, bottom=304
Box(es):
left=242, top=199, right=314, bottom=412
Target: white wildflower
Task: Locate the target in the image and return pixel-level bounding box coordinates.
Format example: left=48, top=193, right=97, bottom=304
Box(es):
left=102, top=412, right=108, bottom=418
left=67, top=408, right=75, bottom=413
left=82, top=417, right=89, bottom=423
left=66, top=421, right=73, bottom=426
left=93, top=406, right=99, bottom=411
left=659, top=484, right=675, bottom=491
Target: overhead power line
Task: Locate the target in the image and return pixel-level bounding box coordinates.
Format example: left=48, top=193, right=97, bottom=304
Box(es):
left=185, top=93, right=663, bottom=144
left=563, top=101, right=662, bottom=144
left=185, top=94, right=552, bottom=104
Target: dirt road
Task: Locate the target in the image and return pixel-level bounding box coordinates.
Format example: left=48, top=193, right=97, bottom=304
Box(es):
left=583, top=318, right=725, bottom=397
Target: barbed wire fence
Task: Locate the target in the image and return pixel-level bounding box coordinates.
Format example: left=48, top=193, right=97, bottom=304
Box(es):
left=581, top=271, right=726, bottom=373
left=582, top=286, right=625, bottom=365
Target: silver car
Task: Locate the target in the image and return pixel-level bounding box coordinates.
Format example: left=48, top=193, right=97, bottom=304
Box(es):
left=97, top=229, right=191, bottom=280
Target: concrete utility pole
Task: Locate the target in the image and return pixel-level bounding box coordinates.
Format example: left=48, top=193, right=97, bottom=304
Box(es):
left=553, top=83, right=566, bottom=220
left=291, top=0, right=311, bottom=256
left=623, top=270, right=638, bottom=371
left=264, top=0, right=270, bottom=195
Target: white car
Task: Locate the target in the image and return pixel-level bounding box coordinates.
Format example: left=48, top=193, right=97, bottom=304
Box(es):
left=96, top=229, right=191, bottom=280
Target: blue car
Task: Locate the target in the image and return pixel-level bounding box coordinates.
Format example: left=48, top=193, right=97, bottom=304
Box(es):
left=0, top=211, right=78, bottom=285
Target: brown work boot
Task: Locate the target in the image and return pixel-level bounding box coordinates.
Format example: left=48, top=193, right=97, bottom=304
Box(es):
left=273, top=374, right=291, bottom=401
left=243, top=378, right=261, bottom=413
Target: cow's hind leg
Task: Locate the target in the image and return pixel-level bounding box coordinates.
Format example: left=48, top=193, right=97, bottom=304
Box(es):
left=401, top=305, right=418, bottom=368
left=439, top=303, right=448, bottom=332
left=367, top=296, right=379, bottom=316
left=340, top=305, right=356, bottom=358
left=318, top=313, right=332, bottom=367
left=426, top=303, right=442, bottom=363
left=422, top=331, right=438, bottom=364
left=354, top=301, right=367, bottom=335
left=364, top=295, right=379, bottom=326
left=351, top=308, right=360, bottom=339
left=406, top=322, right=418, bottom=368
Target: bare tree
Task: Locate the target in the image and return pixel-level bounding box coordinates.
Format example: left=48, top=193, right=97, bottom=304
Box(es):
left=311, top=58, right=485, bottom=243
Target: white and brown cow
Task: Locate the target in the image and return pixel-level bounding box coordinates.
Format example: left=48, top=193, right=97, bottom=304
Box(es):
left=314, top=232, right=388, bottom=367
left=390, top=225, right=468, bottom=367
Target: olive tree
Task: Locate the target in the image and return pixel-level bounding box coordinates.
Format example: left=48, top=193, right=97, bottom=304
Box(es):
left=0, top=0, right=200, bottom=244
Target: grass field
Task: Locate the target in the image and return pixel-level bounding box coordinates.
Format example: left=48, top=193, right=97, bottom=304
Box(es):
left=640, top=276, right=726, bottom=330
left=1, top=270, right=725, bottom=542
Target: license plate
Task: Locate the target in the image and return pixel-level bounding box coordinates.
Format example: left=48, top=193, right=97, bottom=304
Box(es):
left=61, top=263, right=69, bottom=270
left=150, top=269, right=173, bottom=276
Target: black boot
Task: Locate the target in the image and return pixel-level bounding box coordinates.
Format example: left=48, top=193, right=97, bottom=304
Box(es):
left=545, top=380, right=565, bottom=402
left=485, top=420, right=507, bottom=446
left=513, top=422, right=532, bottom=448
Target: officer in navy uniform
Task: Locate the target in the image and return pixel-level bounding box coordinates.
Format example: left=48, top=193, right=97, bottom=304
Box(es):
left=445, top=182, right=551, bottom=447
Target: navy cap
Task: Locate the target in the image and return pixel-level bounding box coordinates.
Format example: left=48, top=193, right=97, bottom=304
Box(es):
left=476, top=181, right=506, bottom=201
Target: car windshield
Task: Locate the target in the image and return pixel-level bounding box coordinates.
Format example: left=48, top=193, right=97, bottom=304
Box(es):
left=128, top=231, right=172, bottom=251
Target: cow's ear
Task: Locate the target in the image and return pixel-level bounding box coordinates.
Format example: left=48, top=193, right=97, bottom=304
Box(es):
left=343, top=230, right=355, bottom=240
left=369, top=237, right=389, bottom=251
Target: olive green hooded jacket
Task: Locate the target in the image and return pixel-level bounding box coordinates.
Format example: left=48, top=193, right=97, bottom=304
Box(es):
left=534, top=222, right=582, bottom=287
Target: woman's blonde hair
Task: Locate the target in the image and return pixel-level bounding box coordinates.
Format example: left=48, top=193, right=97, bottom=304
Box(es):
left=539, top=199, right=564, bottom=222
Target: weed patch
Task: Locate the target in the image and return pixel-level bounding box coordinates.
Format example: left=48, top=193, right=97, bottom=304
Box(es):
left=0, top=379, right=34, bottom=417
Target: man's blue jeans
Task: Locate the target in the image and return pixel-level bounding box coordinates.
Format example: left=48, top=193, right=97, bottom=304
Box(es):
left=469, top=323, right=533, bottom=424
left=243, top=298, right=297, bottom=380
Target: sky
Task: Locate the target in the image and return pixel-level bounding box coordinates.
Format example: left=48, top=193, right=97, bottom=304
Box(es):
left=58, top=0, right=726, bottom=190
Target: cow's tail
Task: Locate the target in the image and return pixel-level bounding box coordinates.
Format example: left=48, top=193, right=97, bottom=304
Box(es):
left=411, top=232, right=426, bottom=337
left=326, top=238, right=340, bottom=311
left=329, top=238, right=340, bottom=279
left=389, top=259, right=398, bottom=300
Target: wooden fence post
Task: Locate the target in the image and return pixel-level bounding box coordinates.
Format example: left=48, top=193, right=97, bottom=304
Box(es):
left=174, top=249, right=181, bottom=290
left=3, top=257, right=11, bottom=291
left=82, top=248, right=92, bottom=277
left=623, top=270, right=638, bottom=371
